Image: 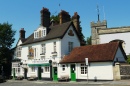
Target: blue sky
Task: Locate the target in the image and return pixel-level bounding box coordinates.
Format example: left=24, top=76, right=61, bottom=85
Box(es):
left=0, top=0, right=130, bottom=48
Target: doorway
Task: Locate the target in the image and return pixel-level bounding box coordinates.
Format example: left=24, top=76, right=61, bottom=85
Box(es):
left=53, top=67, right=58, bottom=81
left=70, top=64, right=76, bottom=81
left=24, top=68, right=27, bottom=79
left=38, top=67, right=42, bottom=80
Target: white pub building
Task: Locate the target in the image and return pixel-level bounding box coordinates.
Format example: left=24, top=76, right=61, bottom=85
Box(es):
left=12, top=7, right=82, bottom=81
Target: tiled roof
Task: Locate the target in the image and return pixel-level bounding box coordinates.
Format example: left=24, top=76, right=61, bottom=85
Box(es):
left=60, top=42, right=125, bottom=63
left=22, top=21, right=77, bottom=45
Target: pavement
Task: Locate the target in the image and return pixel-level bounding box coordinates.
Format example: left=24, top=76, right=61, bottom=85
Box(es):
left=7, top=79, right=130, bottom=85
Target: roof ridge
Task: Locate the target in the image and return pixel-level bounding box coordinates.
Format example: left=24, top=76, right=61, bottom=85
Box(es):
left=49, top=21, right=72, bottom=28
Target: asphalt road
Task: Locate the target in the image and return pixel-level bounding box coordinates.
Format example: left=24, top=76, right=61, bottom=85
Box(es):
left=0, top=80, right=129, bottom=86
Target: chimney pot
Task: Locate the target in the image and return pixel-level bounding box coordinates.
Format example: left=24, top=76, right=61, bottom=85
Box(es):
left=59, top=10, right=71, bottom=24
left=40, top=7, right=50, bottom=27
left=19, top=28, right=26, bottom=39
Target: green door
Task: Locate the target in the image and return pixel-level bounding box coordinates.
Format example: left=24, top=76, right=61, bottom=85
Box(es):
left=38, top=67, right=41, bottom=80
left=53, top=67, right=58, bottom=81
left=70, top=64, right=76, bottom=81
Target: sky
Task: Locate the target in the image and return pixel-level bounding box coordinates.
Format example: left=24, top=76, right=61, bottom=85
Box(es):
left=0, top=0, right=130, bottom=48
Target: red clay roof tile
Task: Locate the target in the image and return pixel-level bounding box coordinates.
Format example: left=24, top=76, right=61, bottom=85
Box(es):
left=60, top=42, right=120, bottom=63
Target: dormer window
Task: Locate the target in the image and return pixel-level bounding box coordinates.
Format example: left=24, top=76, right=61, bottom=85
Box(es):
left=37, top=32, right=39, bottom=38
left=34, top=32, right=37, bottom=38
left=42, top=29, right=46, bottom=37
left=34, top=29, right=46, bottom=39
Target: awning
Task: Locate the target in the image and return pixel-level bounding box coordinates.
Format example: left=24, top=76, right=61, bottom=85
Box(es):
left=28, top=63, right=50, bottom=67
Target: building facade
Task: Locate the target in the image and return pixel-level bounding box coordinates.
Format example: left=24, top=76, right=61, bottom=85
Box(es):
left=12, top=7, right=82, bottom=80
left=91, top=20, right=130, bottom=55
left=59, top=42, right=127, bottom=81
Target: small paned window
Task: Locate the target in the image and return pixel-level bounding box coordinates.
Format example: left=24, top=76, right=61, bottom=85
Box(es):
left=80, top=64, right=87, bottom=74
left=41, top=44, right=46, bottom=54
left=44, top=66, right=49, bottom=72
left=16, top=46, right=22, bottom=57
left=31, top=67, right=35, bottom=72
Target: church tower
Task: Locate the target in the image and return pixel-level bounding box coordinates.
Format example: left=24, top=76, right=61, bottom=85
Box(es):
left=91, top=20, right=107, bottom=45
left=91, top=5, right=107, bottom=45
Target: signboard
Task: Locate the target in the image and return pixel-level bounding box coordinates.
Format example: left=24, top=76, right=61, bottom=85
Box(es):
left=85, top=58, right=88, bottom=65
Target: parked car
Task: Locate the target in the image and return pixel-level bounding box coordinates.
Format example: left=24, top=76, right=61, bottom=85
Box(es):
left=0, top=75, right=6, bottom=83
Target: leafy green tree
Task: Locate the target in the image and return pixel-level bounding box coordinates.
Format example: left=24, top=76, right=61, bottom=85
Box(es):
left=127, top=55, right=130, bottom=64
left=86, top=36, right=91, bottom=45
left=0, top=22, right=16, bottom=48
left=50, top=15, right=59, bottom=24
left=0, top=22, right=16, bottom=76
left=78, top=25, right=86, bottom=46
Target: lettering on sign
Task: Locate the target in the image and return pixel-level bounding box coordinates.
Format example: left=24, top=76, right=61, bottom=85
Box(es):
left=32, top=59, right=49, bottom=64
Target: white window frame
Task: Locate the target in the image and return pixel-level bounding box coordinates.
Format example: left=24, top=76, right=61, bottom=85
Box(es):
left=34, top=32, right=37, bottom=38
left=41, top=44, right=46, bottom=54
left=41, top=29, right=46, bottom=37
left=80, top=64, right=87, bottom=75
left=44, top=66, right=50, bottom=73
left=37, top=32, right=39, bottom=38
left=41, top=30, right=43, bottom=37
left=12, top=63, right=21, bottom=73
left=16, top=46, right=22, bottom=57
left=53, top=42, right=56, bottom=52
left=31, top=67, right=35, bottom=72
left=43, top=30, right=46, bottom=36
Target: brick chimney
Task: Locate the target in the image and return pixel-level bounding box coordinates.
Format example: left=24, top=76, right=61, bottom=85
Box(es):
left=40, top=7, right=50, bottom=27
left=59, top=10, right=71, bottom=24
left=19, top=28, right=25, bottom=39
left=72, top=12, right=80, bottom=33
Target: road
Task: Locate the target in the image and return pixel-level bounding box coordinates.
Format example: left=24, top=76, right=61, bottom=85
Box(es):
left=0, top=80, right=129, bottom=86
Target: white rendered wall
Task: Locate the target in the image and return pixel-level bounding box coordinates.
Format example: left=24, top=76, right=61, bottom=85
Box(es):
left=77, top=62, right=113, bottom=80
left=61, top=25, right=80, bottom=56
left=99, top=32, right=130, bottom=55
left=17, top=40, right=22, bottom=46
left=58, top=64, right=71, bottom=78
left=58, top=62, right=113, bottom=80
left=21, top=39, right=61, bottom=77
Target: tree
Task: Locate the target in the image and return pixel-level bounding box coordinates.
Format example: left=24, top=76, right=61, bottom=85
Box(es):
left=50, top=15, right=59, bottom=24
left=127, top=55, right=130, bottom=64
left=86, top=36, right=91, bottom=45
left=78, top=25, right=86, bottom=46
left=0, top=22, right=16, bottom=48
left=0, top=22, right=16, bottom=77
